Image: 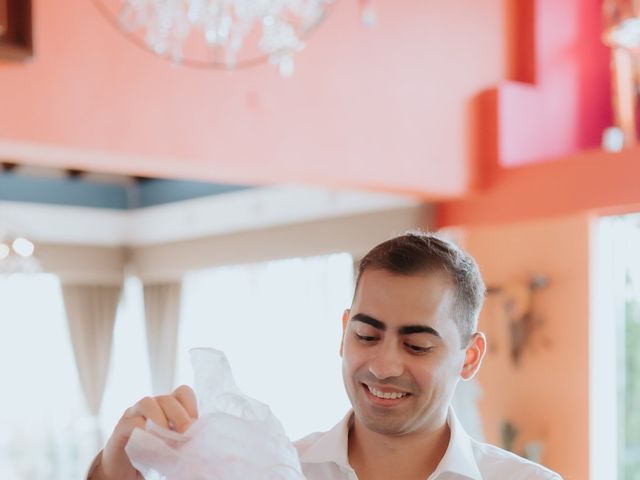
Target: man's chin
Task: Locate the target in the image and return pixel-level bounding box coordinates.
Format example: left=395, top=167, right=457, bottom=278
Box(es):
left=359, top=417, right=413, bottom=436
left=354, top=408, right=414, bottom=436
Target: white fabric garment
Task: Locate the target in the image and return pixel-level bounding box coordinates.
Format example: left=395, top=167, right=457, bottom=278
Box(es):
left=295, top=409, right=563, bottom=480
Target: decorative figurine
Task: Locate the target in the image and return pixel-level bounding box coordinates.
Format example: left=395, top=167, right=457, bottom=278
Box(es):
left=602, top=0, right=640, bottom=148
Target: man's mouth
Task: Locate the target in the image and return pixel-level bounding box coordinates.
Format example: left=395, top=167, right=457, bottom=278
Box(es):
left=363, top=383, right=411, bottom=400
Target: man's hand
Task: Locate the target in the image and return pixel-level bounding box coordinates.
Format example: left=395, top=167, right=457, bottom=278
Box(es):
left=90, top=385, right=198, bottom=480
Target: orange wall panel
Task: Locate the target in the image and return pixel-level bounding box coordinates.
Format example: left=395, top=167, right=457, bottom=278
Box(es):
left=464, top=214, right=590, bottom=479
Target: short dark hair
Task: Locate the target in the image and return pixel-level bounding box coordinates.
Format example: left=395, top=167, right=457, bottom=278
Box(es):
left=355, top=231, right=486, bottom=344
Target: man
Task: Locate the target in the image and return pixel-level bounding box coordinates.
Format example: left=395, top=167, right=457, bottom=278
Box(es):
left=89, top=232, right=562, bottom=479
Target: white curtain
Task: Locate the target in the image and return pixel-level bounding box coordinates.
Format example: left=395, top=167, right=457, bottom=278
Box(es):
left=62, top=284, right=122, bottom=417
left=143, top=282, right=182, bottom=395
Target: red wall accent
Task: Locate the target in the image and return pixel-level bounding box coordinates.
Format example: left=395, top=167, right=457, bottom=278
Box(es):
left=495, top=0, right=611, bottom=169
left=437, top=145, right=640, bottom=228
left=437, top=0, right=623, bottom=227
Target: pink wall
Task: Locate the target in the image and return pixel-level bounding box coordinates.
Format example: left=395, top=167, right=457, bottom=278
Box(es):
left=0, top=0, right=612, bottom=198
left=0, top=0, right=507, bottom=195
left=464, top=214, right=590, bottom=479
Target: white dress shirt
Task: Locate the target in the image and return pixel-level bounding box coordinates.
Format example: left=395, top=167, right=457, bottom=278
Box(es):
left=295, top=409, right=563, bottom=480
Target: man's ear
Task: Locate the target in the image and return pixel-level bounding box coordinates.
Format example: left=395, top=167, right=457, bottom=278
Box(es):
left=460, top=332, right=486, bottom=380
left=339, top=309, right=350, bottom=357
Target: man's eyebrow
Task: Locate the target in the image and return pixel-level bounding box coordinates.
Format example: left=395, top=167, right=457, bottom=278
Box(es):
left=398, top=325, right=441, bottom=338
left=351, top=313, right=386, bottom=330
left=351, top=314, right=441, bottom=338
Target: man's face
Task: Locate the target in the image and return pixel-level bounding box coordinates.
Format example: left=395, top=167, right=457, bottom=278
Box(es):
left=341, top=269, right=472, bottom=437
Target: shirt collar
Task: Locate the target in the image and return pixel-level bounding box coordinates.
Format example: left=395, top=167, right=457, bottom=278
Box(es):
left=299, top=408, right=482, bottom=479
left=298, top=411, right=353, bottom=468
left=430, top=408, right=482, bottom=480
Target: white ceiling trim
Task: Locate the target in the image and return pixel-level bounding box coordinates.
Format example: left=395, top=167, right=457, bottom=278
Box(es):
left=0, top=185, right=422, bottom=247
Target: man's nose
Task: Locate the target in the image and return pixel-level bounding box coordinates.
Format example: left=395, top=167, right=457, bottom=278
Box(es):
left=368, top=340, right=404, bottom=379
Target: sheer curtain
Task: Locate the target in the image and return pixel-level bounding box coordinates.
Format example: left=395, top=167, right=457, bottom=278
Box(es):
left=176, top=253, right=354, bottom=441
left=143, top=282, right=182, bottom=395
left=62, top=284, right=122, bottom=428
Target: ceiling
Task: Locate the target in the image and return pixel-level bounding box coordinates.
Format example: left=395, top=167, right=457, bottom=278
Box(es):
left=0, top=0, right=614, bottom=237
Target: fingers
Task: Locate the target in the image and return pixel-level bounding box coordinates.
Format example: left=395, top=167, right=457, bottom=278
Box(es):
left=156, top=395, right=193, bottom=433
left=122, top=385, right=198, bottom=435
left=173, top=385, right=198, bottom=420
left=125, top=396, right=170, bottom=430
left=110, top=415, right=147, bottom=448
left=100, top=386, right=198, bottom=480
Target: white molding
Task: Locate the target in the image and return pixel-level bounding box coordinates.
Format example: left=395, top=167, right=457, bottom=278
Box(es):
left=0, top=185, right=422, bottom=247
left=131, top=205, right=430, bottom=282
left=589, top=217, right=621, bottom=480
left=0, top=201, right=128, bottom=246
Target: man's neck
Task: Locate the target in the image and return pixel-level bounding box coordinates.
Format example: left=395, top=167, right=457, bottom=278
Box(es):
left=347, top=416, right=451, bottom=480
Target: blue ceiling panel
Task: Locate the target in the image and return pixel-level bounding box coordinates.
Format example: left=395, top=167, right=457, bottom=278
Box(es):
left=0, top=172, right=254, bottom=210
left=0, top=173, right=130, bottom=209
left=136, top=179, right=252, bottom=208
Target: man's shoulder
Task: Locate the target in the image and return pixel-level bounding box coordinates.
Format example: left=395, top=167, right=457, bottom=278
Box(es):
left=470, top=439, right=562, bottom=479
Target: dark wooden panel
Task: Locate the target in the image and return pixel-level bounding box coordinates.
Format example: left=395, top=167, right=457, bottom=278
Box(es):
left=0, top=0, right=32, bottom=60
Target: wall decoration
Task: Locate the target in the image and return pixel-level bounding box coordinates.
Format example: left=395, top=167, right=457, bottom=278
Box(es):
left=487, top=275, right=550, bottom=365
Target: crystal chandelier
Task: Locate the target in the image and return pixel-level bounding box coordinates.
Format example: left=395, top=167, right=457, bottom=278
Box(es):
left=93, top=0, right=338, bottom=76
left=0, top=236, right=42, bottom=274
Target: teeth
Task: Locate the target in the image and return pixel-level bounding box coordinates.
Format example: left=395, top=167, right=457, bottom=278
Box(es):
left=367, top=385, right=408, bottom=399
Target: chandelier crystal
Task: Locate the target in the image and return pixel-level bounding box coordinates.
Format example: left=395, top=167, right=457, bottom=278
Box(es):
left=109, top=0, right=335, bottom=76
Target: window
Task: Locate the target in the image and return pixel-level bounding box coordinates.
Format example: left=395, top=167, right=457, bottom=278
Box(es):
left=99, top=276, right=153, bottom=440
left=0, top=274, right=155, bottom=479
left=619, top=218, right=640, bottom=479
left=0, top=274, right=90, bottom=479
left=0, top=253, right=354, bottom=477
left=624, top=284, right=640, bottom=479
left=593, top=215, right=640, bottom=480
left=176, top=253, right=354, bottom=440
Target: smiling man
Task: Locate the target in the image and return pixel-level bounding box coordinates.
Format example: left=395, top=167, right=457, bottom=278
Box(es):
left=89, top=232, right=562, bottom=480
left=296, top=233, right=561, bottom=480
